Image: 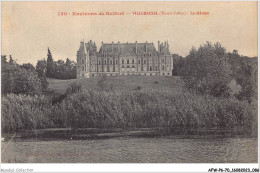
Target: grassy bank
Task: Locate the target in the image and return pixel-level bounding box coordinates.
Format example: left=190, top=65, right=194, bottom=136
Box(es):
left=47, top=76, right=184, bottom=93
left=2, top=88, right=257, bottom=136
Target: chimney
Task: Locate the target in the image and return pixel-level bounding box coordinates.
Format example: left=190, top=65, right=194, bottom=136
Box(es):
left=233, top=50, right=238, bottom=54
left=145, top=41, right=147, bottom=53
left=112, top=41, right=114, bottom=53
left=101, top=42, right=103, bottom=54
left=118, top=41, right=120, bottom=53
left=158, top=41, right=160, bottom=53
left=135, top=41, right=137, bottom=54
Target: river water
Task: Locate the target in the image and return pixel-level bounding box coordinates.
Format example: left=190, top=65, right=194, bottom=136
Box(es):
left=1, top=137, right=257, bottom=163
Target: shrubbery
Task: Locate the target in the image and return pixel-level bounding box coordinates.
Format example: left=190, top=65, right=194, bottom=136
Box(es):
left=2, top=89, right=256, bottom=135
left=66, top=83, right=82, bottom=95
left=181, top=42, right=232, bottom=97
left=2, top=63, right=43, bottom=95
left=1, top=94, right=52, bottom=132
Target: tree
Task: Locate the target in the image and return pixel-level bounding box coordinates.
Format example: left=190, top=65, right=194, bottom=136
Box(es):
left=46, top=48, right=54, bottom=78
left=21, top=63, right=36, bottom=72
left=2, top=63, right=42, bottom=95
left=65, top=58, right=77, bottom=79
left=172, top=54, right=185, bottom=76
left=182, top=42, right=232, bottom=97
left=12, top=68, right=42, bottom=95
left=36, top=59, right=48, bottom=91
left=9, top=55, right=15, bottom=65
left=1, top=55, right=7, bottom=64
left=227, top=51, right=258, bottom=103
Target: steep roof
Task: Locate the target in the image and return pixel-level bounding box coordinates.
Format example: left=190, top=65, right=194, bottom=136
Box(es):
left=98, top=42, right=157, bottom=55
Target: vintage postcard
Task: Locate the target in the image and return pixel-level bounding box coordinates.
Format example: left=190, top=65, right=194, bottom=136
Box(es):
left=1, top=1, right=258, bottom=172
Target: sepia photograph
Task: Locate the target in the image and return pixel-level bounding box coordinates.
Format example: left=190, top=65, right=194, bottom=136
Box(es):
left=1, top=0, right=259, bottom=172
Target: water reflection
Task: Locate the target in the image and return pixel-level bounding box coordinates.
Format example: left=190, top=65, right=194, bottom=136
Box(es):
left=1, top=137, right=257, bottom=163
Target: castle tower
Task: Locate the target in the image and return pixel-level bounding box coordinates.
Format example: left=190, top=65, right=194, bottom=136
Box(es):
left=77, top=41, right=90, bottom=78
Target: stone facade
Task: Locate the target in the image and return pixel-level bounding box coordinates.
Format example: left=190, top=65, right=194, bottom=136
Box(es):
left=77, top=40, right=173, bottom=78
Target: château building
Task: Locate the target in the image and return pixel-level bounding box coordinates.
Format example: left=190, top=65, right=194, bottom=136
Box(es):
left=76, top=40, right=173, bottom=78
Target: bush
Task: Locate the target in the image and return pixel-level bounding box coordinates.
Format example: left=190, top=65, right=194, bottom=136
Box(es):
left=134, top=86, right=142, bottom=90
left=66, top=83, right=82, bottom=95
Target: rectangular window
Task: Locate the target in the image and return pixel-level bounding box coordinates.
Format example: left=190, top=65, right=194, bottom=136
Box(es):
left=99, top=60, right=101, bottom=65
left=144, top=60, right=146, bottom=64
left=104, top=60, right=106, bottom=65
left=162, top=59, right=164, bottom=63
left=110, top=60, right=112, bottom=64
left=82, top=66, right=84, bottom=71
left=138, top=60, right=140, bottom=64
left=122, top=60, right=124, bottom=64
left=127, top=59, right=129, bottom=64
left=116, top=60, right=118, bottom=64
left=132, top=59, right=134, bottom=64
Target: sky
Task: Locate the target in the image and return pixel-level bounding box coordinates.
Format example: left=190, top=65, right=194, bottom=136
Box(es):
left=2, top=1, right=258, bottom=65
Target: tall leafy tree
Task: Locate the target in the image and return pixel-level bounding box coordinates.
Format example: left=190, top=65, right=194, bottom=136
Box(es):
left=46, top=48, right=54, bottom=78
left=36, top=59, right=48, bottom=91
left=182, top=42, right=232, bottom=97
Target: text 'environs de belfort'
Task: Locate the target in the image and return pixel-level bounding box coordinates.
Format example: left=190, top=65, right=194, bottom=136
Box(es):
left=57, top=11, right=210, bottom=16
